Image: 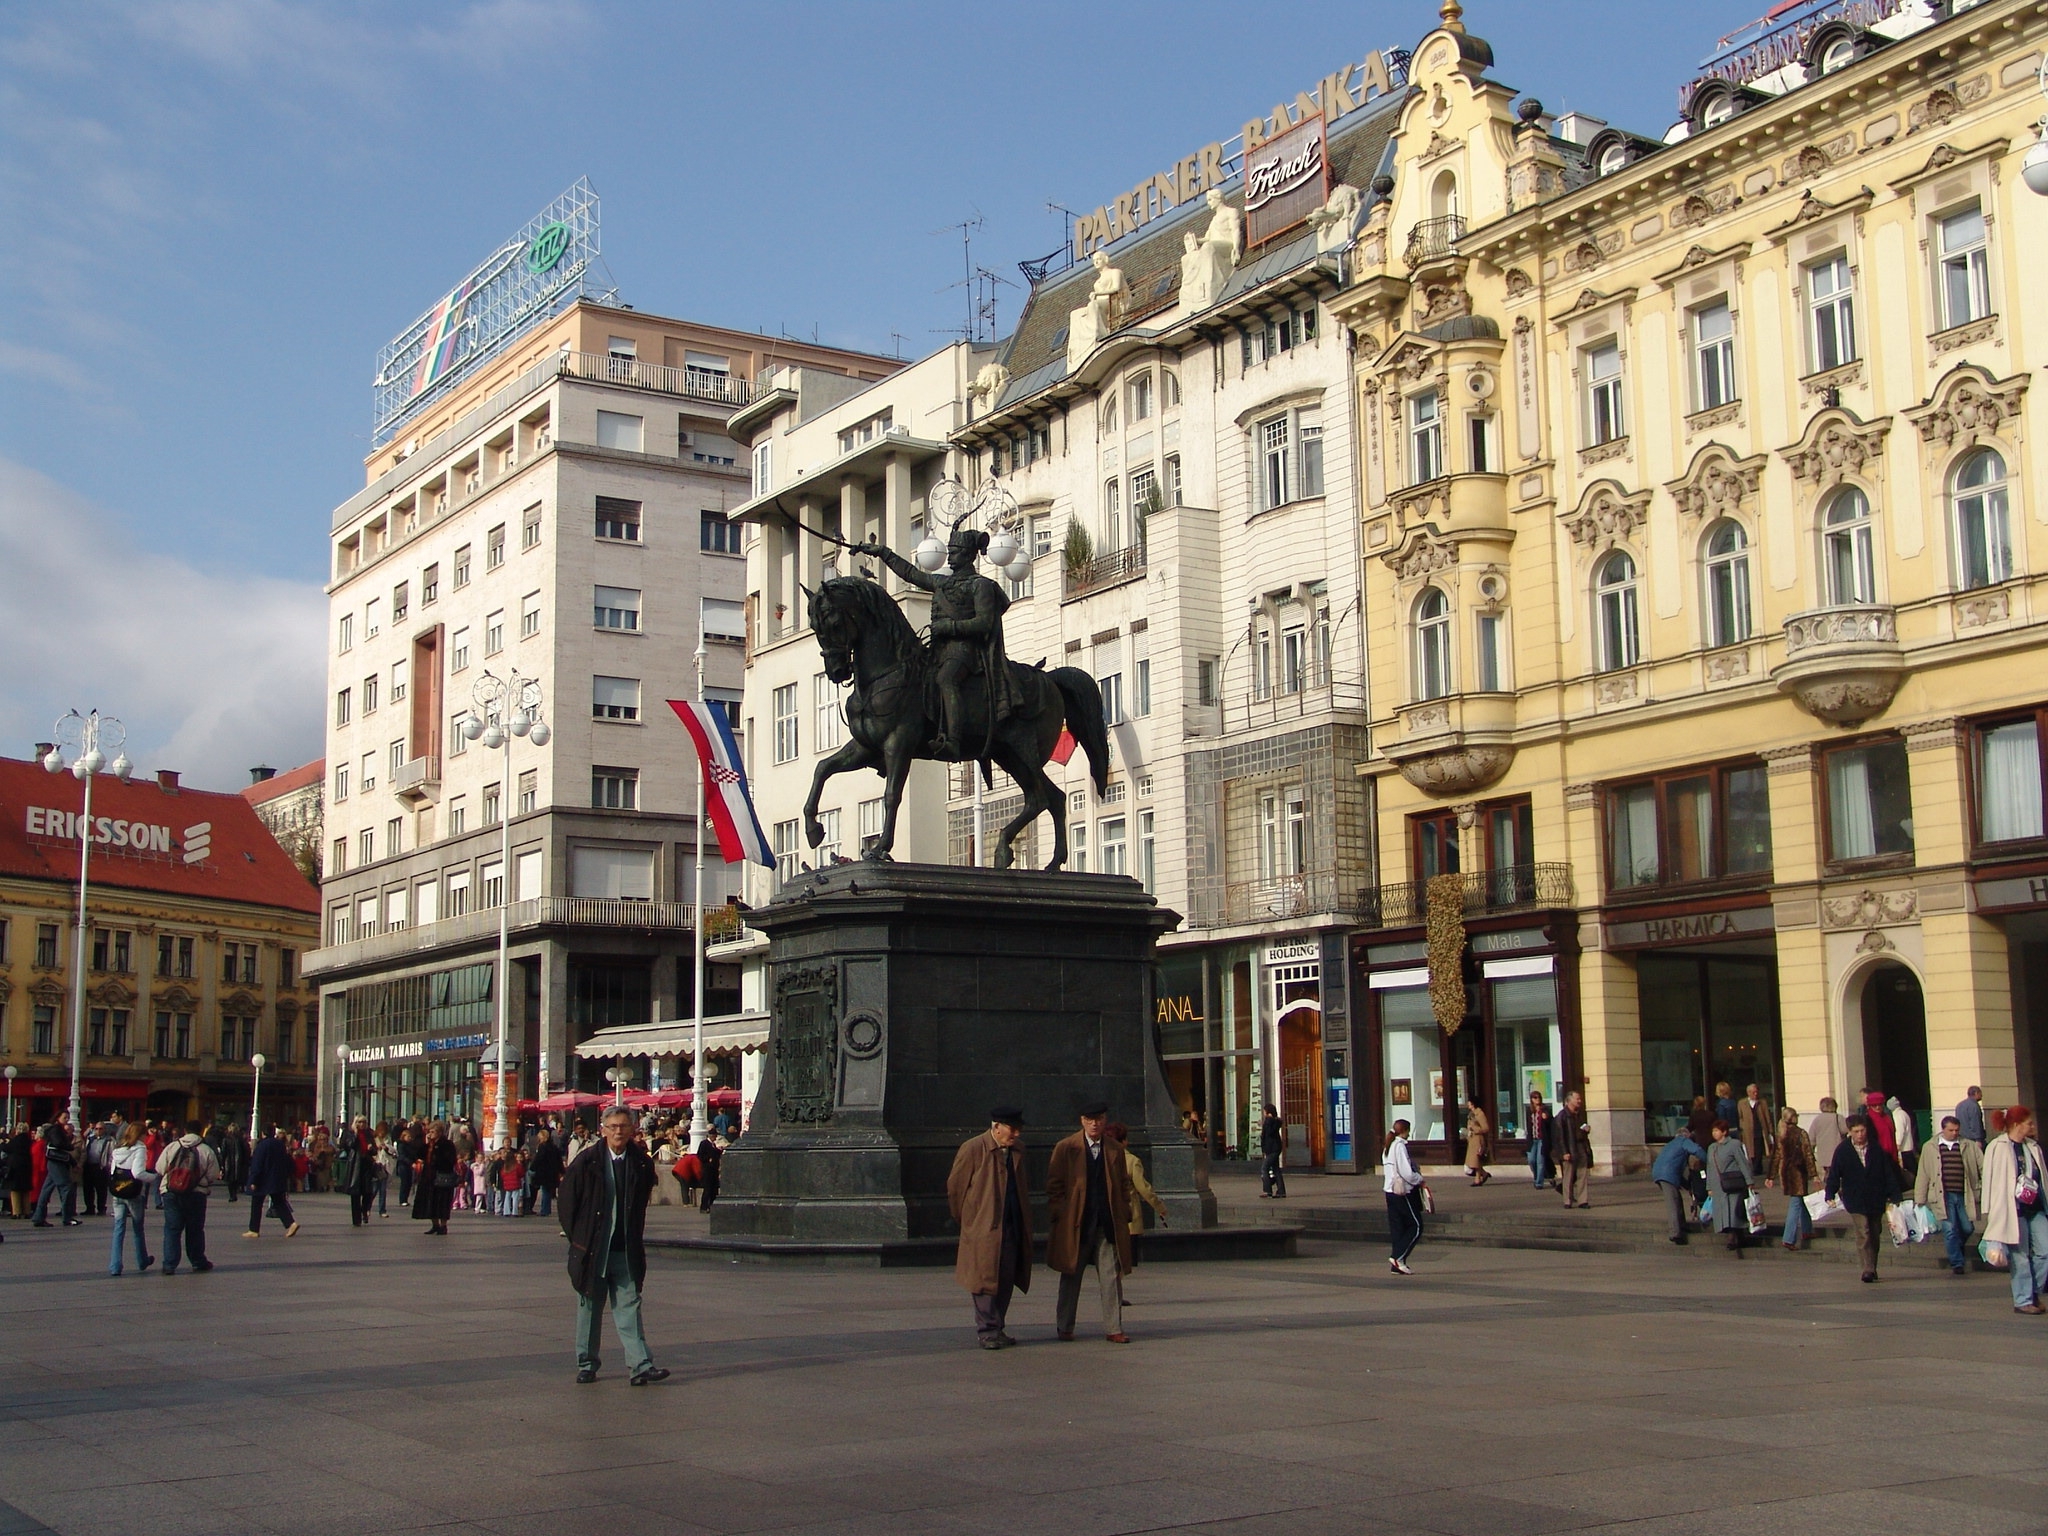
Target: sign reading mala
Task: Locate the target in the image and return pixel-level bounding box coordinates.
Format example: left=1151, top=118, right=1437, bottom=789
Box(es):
left=1425, top=874, right=1467, bottom=1034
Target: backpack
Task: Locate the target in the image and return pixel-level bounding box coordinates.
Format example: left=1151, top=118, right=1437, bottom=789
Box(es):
left=164, top=1141, right=201, bottom=1195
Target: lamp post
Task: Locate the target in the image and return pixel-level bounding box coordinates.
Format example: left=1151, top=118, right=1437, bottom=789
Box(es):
left=42, top=711, right=133, bottom=1124
left=4, top=1064, right=15, bottom=1129
left=250, top=1052, right=265, bottom=1136
left=2023, top=55, right=2048, bottom=197
left=455, top=670, right=549, bottom=1153
left=335, top=1041, right=350, bottom=1127
left=606, top=1065, right=631, bottom=1107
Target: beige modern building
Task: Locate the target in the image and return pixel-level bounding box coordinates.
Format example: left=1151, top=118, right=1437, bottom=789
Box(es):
left=1339, top=0, right=2048, bottom=1170
left=311, top=296, right=897, bottom=1123
left=244, top=759, right=324, bottom=882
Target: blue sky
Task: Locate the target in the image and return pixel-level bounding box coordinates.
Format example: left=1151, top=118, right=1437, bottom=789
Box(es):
left=0, top=0, right=1764, bottom=788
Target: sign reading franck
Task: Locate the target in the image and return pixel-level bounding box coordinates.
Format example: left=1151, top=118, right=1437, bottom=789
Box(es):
left=1243, top=114, right=1327, bottom=246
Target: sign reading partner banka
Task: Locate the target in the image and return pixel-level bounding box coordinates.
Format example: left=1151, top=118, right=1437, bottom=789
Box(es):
left=1069, top=48, right=1401, bottom=261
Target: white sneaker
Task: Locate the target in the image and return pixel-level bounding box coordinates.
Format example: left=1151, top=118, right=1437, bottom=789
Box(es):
left=1391, top=1259, right=1414, bottom=1275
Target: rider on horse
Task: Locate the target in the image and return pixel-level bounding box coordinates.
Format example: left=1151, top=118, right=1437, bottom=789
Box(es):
left=857, top=526, right=1022, bottom=760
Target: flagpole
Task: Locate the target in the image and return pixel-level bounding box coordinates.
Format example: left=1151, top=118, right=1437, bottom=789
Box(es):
left=690, top=611, right=710, bottom=1152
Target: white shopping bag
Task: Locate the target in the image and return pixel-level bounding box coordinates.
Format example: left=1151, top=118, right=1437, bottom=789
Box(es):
left=1747, top=1190, right=1767, bottom=1235
left=1803, top=1191, right=1846, bottom=1224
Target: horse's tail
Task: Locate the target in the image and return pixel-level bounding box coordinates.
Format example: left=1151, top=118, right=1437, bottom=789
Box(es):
left=1050, top=666, right=1112, bottom=796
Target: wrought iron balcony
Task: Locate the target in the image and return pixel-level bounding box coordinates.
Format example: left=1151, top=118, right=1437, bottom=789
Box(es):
left=560, top=350, right=751, bottom=408
left=1062, top=544, right=1147, bottom=600
left=1215, top=870, right=1367, bottom=928
left=1359, top=862, right=1575, bottom=929
left=1405, top=215, right=1467, bottom=265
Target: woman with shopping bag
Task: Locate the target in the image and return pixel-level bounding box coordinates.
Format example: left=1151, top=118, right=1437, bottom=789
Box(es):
left=1771, top=1106, right=1820, bottom=1251
left=1705, top=1121, right=1756, bottom=1253
left=1979, top=1105, right=2048, bottom=1314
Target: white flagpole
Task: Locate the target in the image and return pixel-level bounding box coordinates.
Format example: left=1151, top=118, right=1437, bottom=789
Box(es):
left=690, top=608, right=710, bottom=1150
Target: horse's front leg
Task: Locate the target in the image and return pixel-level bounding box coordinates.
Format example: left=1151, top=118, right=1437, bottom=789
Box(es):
left=806, top=742, right=876, bottom=848
left=867, top=726, right=923, bottom=862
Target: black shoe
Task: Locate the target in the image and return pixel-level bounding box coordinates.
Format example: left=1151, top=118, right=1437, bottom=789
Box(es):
left=995, top=1331, right=1018, bottom=1347
left=30, top=1221, right=50, bottom=1228
left=629, top=1366, right=670, bottom=1386
left=576, top=1367, right=598, bottom=1384
left=978, top=1336, right=1004, bottom=1350
left=192, top=1261, right=214, bottom=1272
left=1668, top=1235, right=1687, bottom=1245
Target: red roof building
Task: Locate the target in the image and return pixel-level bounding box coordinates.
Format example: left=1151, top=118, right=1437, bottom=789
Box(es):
left=0, top=756, right=321, bottom=1127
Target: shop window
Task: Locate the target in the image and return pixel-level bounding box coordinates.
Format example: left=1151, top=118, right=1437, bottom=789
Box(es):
left=1639, top=953, right=1781, bottom=1141
left=1976, top=713, right=2047, bottom=845
left=1824, top=738, right=1914, bottom=864
left=1703, top=520, right=1754, bottom=647
left=1606, top=760, right=1771, bottom=893
left=1492, top=976, right=1562, bottom=1141
left=1951, top=449, right=2013, bottom=591
left=1379, top=985, right=1445, bottom=1143
left=1806, top=253, right=1856, bottom=373
left=1595, top=551, right=1640, bottom=671
left=1414, top=587, right=1453, bottom=700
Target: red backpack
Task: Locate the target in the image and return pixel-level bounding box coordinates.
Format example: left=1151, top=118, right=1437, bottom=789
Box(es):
left=164, top=1142, right=200, bottom=1194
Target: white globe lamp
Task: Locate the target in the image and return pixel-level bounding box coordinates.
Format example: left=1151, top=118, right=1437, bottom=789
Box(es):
left=914, top=536, right=947, bottom=572
left=986, top=529, right=1020, bottom=567
left=2024, top=136, right=2048, bottom=198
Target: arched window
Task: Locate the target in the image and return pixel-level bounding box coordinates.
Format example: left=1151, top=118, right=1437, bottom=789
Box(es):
left=1127, top=371, right=1153, bottom=424
left=1415, top=587, right=1453, bottom=700
left=1823, top=486, right=1876, bottom=605
left=1162, top=369, right=1181, bottom=408
left=1596, top=551, right=1640, bottom=671
left=1598, top=141, right=1629, bottom=176
left=1819, top=35, right=1856, bottom=73
left=1704, top=520, right=1753, bottom=647
left=1701, top=93, right=1735, bottom=129
left=1429, top=169, right=1460, bottom=221
left=1952, top=448, right=2013, bottom=591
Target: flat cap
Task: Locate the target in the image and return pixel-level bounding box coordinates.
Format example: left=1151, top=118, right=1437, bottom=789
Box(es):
left=989, top=1106, right=1025, bottom=1128
left=1078, top=1100, right=1110, bottom=1118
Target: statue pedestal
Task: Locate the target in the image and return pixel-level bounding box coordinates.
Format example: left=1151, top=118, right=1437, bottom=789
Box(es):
left=712, top=862, right=1217, bottom=1242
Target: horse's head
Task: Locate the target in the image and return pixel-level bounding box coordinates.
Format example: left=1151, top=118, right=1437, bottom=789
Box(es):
left=807, top=580, right=857, bottom=685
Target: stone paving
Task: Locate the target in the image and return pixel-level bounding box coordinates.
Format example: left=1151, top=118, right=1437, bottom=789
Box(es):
left=2, top=1190, right=2044, bottom=1536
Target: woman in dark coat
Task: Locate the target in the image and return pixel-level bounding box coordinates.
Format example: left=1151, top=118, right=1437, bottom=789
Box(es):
left=694, top=1137, right=724, bottom=1212
left=410, top=1121, right=457, bottom=1235
left=340, top=1115, right=377, bottom=1227
left=3, top=1126, right=32, bottom=1218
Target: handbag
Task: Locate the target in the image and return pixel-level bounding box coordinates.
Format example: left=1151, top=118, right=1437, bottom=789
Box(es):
left=1718, top=1167, right=1748, bottom=1194
left=433, top=1170, right=457, bottom=1189
left=110, top=1168, right=146, bottom=1200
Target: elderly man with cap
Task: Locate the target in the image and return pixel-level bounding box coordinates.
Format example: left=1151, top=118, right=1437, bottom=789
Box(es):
left=947, top=1106, right=1032, bottom=1349
left=1044, top=1100, right=1133, bottom=1344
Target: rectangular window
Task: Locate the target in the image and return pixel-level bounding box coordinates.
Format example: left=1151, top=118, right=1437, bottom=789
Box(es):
left=520, top=591, right=541, bottom=640
left=279, top=949, right=295, bottom=988
left=1938, top=205, right=1990, bottom=330
left=363, top=673, right=378, bottom=714
left=335, top=688, right=351, bottom=726
left=594, top=585, right=642, bottom=631
left=1030, top=513, right=1052, bottom=559
left=110, top=1009, right=129, bottom=1057
left=1198, top=656, right=1221, bottom=707
left=858, top=797, right=884, bottom=849
left=364, top=597, right=380, bottom=638
left=331, top=839, right=347, bottom=877
left=1103, top=476, right=1122, bottom=551
left=1139, top=810, right=1156, bottom=893
left=1807, top=253, right=1856, bottom=372
left=1135, top=657, right=1152, bottom=717
left=773, top=819, right=802, bottom=886
left=1606, top=762, right=1771, bottom=891
left=592, top=766, right=639, bottom=810
left=773, top=683, right=800, bottom=763
left=155, top=1008, right=173, bottom=1058
left=337, top=612, right=353, bottom=653
left=483, top=783, right=501, bottom=826
left=814, top=808, right=842, bottom=863
left=1476, top=613, right=1503, bottom=692
left=1099, top=672, right=1125, bottom=725
left=1163, top=455, right=1183, bottom=508
left=1259, top=415, right=1290, bottom=510
left=1607, top=782, right=1660, bottom=889
left=522, top=504, right=542, bottom=550
left=517, top=769, right=537, bottom=816
left=1586, top=340, right=1624, bottom=445
left=1100, top=817, right=1128, bottom=876
left=453, top=545, right=471, bottom=587
left=32, top=1006, right=57, bottom=1056
left=481, top=861, right=503, bottom=909
left=392, top=580, right=409, bottom=622
left=360, top=751, right=377, bottom=793
left=596, top=410, right=645, bottom=452
left=36, top=923, right=59, bottom=969
left=358, top=827, right=374, bottom=866
left=446, top=869, right=471, bottom=916
left=1468, top=412, right=1497, bottom=474
left=593, top=675, right=641, bottom=721
left=701, top=511, right=738, bottom=554
left=1297, top=410, right=1323, bottom=498
left=1692, top=299, right=1735, bottom=411
left=1825, top=740, right=1915, bottom=862
left=815, top=673, right=844, bottom=751
left=1409, top=392, right=1443, bottom=485
left=89, top=1008, right=107, bottom=1057
left=486, top=524, right=506, bottom=570
left=175, top=1014, right=193, bottom=1059
left=596, top=496, right=641, bottom=541
left=1977, top=717, right=2046, bottom=844
left=451, top=626, right=471, bottom=672
left=176, top=937, right=194, bottom=978
left=390, top=659, right=408, bottom=703
left=1071, top=823, right=1088, bottom=874
left=449, top=796, right=466, bottom=835
left=422, top=563, right=440, bottom=604
left=752, top=441, right=772, bottom=495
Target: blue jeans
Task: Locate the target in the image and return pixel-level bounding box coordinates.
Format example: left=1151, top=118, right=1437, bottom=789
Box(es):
left=533, top=1185, right=553, bottom=1217
left=32, top=1168, right=76, bottom=1223
left=1527, top=1140, right=1551, bottom=1186
left=576, top=1265, right=652, bottom=1376
left=2009, top=1209, right=2048, bottom=1307
left=1782, top=1191, right=1811, bottom=1247
left=1942, top=1192, right=1973, bottom=1272
left=109, top=1196, right=151, bottom=1274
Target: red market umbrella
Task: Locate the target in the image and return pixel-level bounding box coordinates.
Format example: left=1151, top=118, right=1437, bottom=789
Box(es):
left=533, top=1091, right=607, bottom=1111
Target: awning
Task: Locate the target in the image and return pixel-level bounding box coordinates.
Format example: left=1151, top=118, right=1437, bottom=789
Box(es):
left=572, top=1013, right=768, bottom=1060
left=6, top=1077, right=151, bottom=1099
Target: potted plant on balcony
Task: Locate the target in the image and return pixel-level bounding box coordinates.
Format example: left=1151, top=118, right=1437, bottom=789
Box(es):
left=1062, top=519, right=1094, bottom=590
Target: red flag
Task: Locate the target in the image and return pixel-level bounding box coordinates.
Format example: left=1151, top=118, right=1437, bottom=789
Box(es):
left=1050, top=728, right=1077, bottom=765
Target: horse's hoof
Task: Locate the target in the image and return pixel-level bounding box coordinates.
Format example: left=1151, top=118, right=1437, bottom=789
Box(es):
left=993, top=850, right=1014, bottom=871
left=861, top=849, right=894, bottom=863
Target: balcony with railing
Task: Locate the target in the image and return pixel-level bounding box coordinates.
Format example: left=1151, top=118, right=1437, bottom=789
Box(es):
left=1360, top=863, right=1576, bottom=930
left=306, top=897, right=699, bottom=978
left=1204, top=870, right=1368, bottom=929
left=1063, top=544, right=1148, bottom=601
left=561, top=350, right=751, bottom=408
left=1771, top=602, right=1904, bottom=726
left=1405, top=215, right=1467, bottom=267
left=1237, top=661, right=1368, bottom=731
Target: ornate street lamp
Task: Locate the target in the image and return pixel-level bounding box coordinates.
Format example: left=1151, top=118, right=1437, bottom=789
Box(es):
left=454, top=671, right=548, bottom=1152
left=42, top=710, right=133, bottom=1123
left=249, top=1052, right=266, bottom=1136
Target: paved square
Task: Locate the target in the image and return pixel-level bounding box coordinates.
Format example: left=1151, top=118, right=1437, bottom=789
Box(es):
left=1, top=1194, right=2041, bottom=1536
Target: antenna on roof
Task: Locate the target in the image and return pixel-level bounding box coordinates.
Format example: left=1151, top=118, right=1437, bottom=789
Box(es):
left=932, top=211, right=1003, bottom=343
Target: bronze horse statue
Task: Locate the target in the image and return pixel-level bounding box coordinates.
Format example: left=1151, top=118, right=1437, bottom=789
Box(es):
left=803, top=574, right=1109, bottom=869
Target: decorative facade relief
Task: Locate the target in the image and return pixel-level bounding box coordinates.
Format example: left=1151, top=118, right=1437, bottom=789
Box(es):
left=1956, top=589, right=2011, bottom=629
left=1704, top=648, right=1751, bottom=682
left=1820, top=888, right=1919, bottom=929
left=1594, top=671, right=1639, bottom=705
left=1561, top=482, right=1652, bottom=550
left=1784, top=604, right=1897, bottom=655
left=1395, top=745, right=1515, bottom=796
left=1907, top=366, right=2030, bottom=452
left=1781, top=409, right=1892, bottom=486
left=1667, top=444, right=1766, bottom=525
left=1383, top=527, right=1459, bottom=580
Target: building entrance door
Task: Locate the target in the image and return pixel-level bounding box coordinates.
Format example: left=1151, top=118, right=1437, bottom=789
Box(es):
left=1278, top=1003, right=1325, bottom=1167
left=1860, top=961, right=1929, bottom=1136
left=1447, top=1026, right=1484, bottom=1167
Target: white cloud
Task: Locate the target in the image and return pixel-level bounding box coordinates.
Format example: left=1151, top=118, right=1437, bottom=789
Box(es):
left=0, top=456, right=326, bottom=792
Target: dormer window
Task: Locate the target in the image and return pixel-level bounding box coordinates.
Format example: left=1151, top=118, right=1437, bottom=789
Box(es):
left=1819, top=35, right=1855, bottom=73
left=1598, top=142, right=1629, bottom=176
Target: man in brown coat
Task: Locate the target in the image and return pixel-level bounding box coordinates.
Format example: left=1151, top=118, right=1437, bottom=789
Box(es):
left=946, top=1107, right=1031, bottom=1350
left=1737, top=1083, right=1778, bottom=1171
left=1044, top=1101, right=1133, bottom=1343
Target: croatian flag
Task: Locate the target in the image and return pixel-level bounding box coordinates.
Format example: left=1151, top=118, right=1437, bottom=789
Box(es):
left=669, top=700, right=774, bottom=867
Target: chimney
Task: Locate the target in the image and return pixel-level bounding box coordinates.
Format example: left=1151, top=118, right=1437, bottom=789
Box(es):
left=250, top=765, right=277, bottom=784
left=157, top=770, right=180, bottom=792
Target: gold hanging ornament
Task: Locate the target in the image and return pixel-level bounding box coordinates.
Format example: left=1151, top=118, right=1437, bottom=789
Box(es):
left=1425, top=873, right=1467, bottom=1035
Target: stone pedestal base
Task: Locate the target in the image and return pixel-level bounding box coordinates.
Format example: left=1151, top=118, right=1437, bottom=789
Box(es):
left=714, top=863, right=1217, bottom=1242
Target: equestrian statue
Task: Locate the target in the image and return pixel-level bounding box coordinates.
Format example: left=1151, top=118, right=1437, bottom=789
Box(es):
left=802, top=523, right=1109, bottom=870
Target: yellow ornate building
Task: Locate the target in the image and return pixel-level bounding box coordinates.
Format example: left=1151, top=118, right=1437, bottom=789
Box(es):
left=1336, top=0, right=2048, bottom=1168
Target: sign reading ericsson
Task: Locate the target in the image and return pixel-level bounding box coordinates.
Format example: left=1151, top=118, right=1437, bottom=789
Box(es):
left=24, top=806, right=211, bottom=864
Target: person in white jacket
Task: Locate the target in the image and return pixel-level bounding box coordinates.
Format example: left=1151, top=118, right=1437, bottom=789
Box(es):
left=107, top=1123, right=155, bottom=1276
left=1383, top=1120, right=1427, bottom=1276
left=1980, top=1106, right=2048, bottom=1314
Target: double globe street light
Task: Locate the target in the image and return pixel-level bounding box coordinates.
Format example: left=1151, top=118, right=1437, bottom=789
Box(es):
left=454, top=671, right=548, bottom=1152
left=42, top=711, right=133, bottom=1124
